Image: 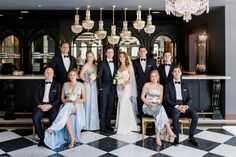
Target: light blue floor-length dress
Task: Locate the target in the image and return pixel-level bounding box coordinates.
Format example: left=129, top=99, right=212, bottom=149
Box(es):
left=44, top=82, right=85, bottom=149
left=83, top=67, right=100, bottom=130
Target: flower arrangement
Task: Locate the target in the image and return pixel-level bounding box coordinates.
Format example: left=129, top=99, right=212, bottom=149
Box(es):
left=152, top=96, right=161, bottom=105
left=89, top=71, right=97, bottom=82
left=69, top=93, right=80, bottom=102
left=113, top=72, right=129, bottom=85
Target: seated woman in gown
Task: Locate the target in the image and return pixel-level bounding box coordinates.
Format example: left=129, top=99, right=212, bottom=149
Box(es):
left=44, top=69, right=86, bottom=149
left=141, top=70, right=175, bottom=146
left=115, top=51, right=138, bottom=134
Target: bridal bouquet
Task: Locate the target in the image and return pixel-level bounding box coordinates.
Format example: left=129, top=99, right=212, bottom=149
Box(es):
left=152, top=96, right=161, bottom=105
left=113, top=72, right=128, bottom=85
left=69, top=93, right=80, bottom=102
left=89, top=71, right=97, bottom=82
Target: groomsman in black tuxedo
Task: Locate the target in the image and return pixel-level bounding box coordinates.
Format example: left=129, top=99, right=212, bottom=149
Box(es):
left=157, top=51, right=175, bottom=87
left=165, top=66, right=199, bottom=146
left=97, top=47, right=117, bottom=133
left=50, top=42, right=77, bottom=85
left=32, top=67, right=61, bottom=147
left=133, top=46, right=156, bottom=119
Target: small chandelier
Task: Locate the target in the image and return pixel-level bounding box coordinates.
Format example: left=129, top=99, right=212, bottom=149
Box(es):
left=144, top=8, right=156, bottom=35
left=95, top=8, right=107, bottom=40
left=133, top=5, right=145, bottom=31
left=82, top=5, right=94, bottom=30
left=120, top=8, right=131, bottom=41
left=107, top=5, right=120, bottom=45
left=71, top=7, right=83, bottom=34
left=165, top=0, right=209, bottom=22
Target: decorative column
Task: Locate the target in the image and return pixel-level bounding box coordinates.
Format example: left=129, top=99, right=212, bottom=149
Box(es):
left=4, top=80, right=16, bottom=120
left=211, top=79, right=223, bottom=119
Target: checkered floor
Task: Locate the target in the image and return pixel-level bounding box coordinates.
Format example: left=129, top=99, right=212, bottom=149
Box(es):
left=0, top=127, right=236, bottom=157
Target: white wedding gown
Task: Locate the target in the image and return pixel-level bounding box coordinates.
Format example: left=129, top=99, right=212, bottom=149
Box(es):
left=115, top=70, right=138, bottom=134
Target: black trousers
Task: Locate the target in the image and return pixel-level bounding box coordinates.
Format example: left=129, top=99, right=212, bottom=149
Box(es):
left=99, top=91, right=115, bottom=131
left=168, top=107, right=198, bottom=139
left=32, top=107, right=58, bottom=141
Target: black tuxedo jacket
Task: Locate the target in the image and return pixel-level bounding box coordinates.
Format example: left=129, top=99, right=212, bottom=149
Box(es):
left=50, top=55, right=77, bottom=84
left=132, top=58, right=156, bottom=91
left=34, top=80, right=61, bottom=108
left=157, top=63, right=175, bottom=86
left=165, top=81, right=192, bottom=108
left=97, top=59, right=117, bottom=94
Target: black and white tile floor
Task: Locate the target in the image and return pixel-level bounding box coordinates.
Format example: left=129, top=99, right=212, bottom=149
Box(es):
left=0, top=127, right=236, bottom=157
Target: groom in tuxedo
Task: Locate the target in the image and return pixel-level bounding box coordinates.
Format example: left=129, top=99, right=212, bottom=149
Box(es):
left=97, top=47, right=117, bottom=133
left=133, top=46, right=156, bottom=120
left=50, top=42, right=77, bottom=85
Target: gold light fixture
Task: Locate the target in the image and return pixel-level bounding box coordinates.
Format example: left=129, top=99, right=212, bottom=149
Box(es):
left=82, top=5, right=95, bottom=31
left=144, top=8, right=156, bottom=35
left=95, top=8, right=107, bottom=40
left=165, top=0, right=209, bottom=22
left=120, top=8, right=131, bottom=41
left=133, top=5, right=145, bottom=31
left=107, top=5, right=120, bottom=45
left=71, top=7, right=83, bottom=34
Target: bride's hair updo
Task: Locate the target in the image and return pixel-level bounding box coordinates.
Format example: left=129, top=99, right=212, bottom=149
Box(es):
left=118, top=51, right=129, bottom=68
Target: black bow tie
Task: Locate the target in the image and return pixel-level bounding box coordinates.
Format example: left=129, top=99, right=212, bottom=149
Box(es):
left=64, top=55, right=69, bottom=58
left=141, top=59, right=146, bottom=61
left=45, top=81, right=51, bottom=84
left=175, top=81, right=181, bottom=84
left=165, top=64, right=171, bottom=66
left=109, top=61, right=114, bottom=63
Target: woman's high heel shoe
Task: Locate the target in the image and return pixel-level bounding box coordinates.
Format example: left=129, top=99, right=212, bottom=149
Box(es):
left=68, top=140, right=76, bottom=149
left=156, top=137, right=162, bottom=146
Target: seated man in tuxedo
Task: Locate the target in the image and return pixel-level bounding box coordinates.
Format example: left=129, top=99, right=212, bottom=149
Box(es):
left=32, top=67, right=61, bottom=147
left=165, top=66, right=199, bottom=146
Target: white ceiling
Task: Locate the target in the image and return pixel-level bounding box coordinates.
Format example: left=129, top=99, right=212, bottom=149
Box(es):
left=0, top=0, right=235, bottom=10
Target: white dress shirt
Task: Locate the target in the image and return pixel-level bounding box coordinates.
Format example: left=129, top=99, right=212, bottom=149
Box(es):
left=140, top=58, right=146, bottom=72
left=107, top=59, right=114, bottom=76
left=42, top=80, right=52, bottom=103
left=174, top=80, right=183, bottom=101
left=62, top=54, right=70, bottom=72
left=165, top=62, right=171, bottom=77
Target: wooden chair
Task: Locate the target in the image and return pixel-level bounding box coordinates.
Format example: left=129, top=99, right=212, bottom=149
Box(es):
left=142, top=115, right=191, bottom=140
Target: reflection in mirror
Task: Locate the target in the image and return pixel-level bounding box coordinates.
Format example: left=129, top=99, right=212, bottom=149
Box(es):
left=119, top=36, right=141, bottom=60
left=71, top=32, right=102, bottom=70
left=31, top=35, right=55, bottom=73
left=196, top=31, right=207, bottom=74
left=152, top=35, right=176, bottom=66
left=0, top=35, right=21, bottom=70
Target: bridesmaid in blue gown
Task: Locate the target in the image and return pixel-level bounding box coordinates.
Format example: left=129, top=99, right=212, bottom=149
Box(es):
left=80, top=51, right=100, bottom=130
left=44, top=69, right=86, bottom=149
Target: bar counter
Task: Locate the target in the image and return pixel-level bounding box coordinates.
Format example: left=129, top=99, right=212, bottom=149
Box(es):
left=0, top=74, right=231, bottom=119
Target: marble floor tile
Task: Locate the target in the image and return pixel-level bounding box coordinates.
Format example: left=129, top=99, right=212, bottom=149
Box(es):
left=194, top=130, right=233, bottom=143
left=80, top=131, right=106, bottom=144
left=110, top=144, right=157, bottom=157
left=0, top=131, right=21, bottom=143
left=210, top=144, right=236, bottom=157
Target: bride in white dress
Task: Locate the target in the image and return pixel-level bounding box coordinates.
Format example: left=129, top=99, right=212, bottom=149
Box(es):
left=115, top=51, right=138, bottom=134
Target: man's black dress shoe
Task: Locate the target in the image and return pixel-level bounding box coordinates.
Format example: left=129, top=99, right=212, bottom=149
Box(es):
left=37, top=141, right=46, bottom=147
left=172, top=137, right=179, bottom=146
left=188, top=137, right=199, bottom=146
left=106, top=126, right=114, bottom=131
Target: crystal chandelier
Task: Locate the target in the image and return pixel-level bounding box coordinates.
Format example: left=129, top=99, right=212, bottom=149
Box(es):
left=107, top=5, right=120, bottom=45
left=144, top=8, right=156, bottom=35
left=133, top=5, right=145, bottom=31
left=82, top=5, right=94, bottom=30
left=71, top=7, right=83, bottom=34
left=165, top=0, right=209, bottom=22
left=120, top=8, right=131, bottom=41
left=95, top=8, right=107, bottom=40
